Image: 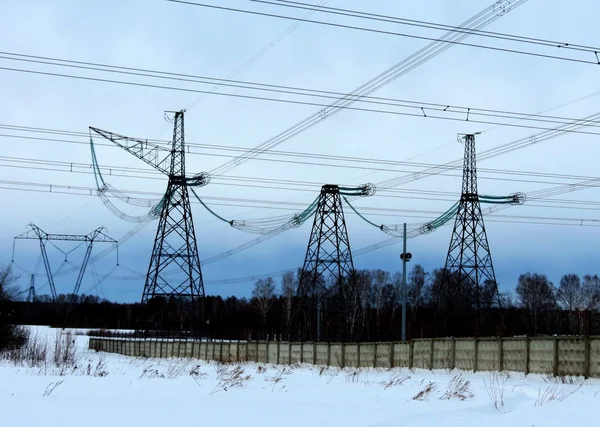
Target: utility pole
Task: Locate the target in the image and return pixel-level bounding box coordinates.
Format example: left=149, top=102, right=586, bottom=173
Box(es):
left=400, top=223, right=412, bottom=341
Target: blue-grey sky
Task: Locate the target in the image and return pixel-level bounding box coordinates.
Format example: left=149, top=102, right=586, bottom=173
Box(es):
left=1, top=0, right=600, bottom=302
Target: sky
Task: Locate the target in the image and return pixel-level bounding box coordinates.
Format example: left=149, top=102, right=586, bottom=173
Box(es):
left=1, top=0, right=600, bottom=302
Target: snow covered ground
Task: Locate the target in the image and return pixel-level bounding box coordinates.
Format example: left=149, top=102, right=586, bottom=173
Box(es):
left=0, top=326, right=597, bottom=427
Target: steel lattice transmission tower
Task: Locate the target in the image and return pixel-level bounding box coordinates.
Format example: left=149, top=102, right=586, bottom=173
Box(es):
left=296, top=184, right=364, bottom=342
left=12, top=223, right=118, bottom=318
left=440, top=133, right=502, bottom=334
left=90, top=110, right=209, bottom=336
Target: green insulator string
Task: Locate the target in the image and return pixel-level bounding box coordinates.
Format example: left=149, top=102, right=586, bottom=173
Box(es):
left=343, top=196, right=381, bottom=229
left=90, top=135, right=165, bottom=222
left=190, top=188, right=232, bottom=225
left=191, top=188, right=321, bottom=235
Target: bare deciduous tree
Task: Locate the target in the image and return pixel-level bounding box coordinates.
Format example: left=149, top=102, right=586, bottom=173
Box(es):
left=408, top=264, right=429, bottom=319
left=0, top=264, right=25, bottom=350
left=556, top=274, right=583, bottom=311
left=252, top=277, right=275, bottom=339
left=582, top=274, right=600, bottom=311
left=280, top=271, right=296, bottom=339
left=516, top=273, right=556, bottom=334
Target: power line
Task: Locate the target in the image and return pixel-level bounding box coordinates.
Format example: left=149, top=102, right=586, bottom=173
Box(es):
left=2, top=124, right=600, bottom=184
left=2, top=53, right=600, bottom=135
left=1, top=177, right=600, bottom=219
left=253, top=0, right=599, bottom=54
left=167, top=0, right=600, bottom=66
left=6, top=153, right=600, bottom=198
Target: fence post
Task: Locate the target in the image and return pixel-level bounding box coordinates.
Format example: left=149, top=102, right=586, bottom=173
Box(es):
left=289, top=342, right=292, bottom=365
left=373, top=343, right=378, bottom=368
left=474, top=338, right=479, bottom=372
left=357, top=342, right=361, bottom=368
left=341, top=343, right=346, bottom=368
left=429, top=339, right=434, bottom=370
left=525, top=337, right=530, bottom=375
left=451, top=338, right=456, bottom=371
left=498, top=337, right=503, bottom=372
left=584, top=336, right=591, bottom=379
left=277, top=341, right=281, bottom=365
left=300, top=342, right=304, bottom=363
left=313, top=342, right=317, bottom=365
left=327, top=343, right=331, bottom=366
left=553, top=337, right=559, bottom=377
left=409, top=340, right=414, bottom=369
left=389, top=342, right=394, bottom=369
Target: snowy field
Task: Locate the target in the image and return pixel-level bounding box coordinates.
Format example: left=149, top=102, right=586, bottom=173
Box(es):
left=0, top=326, right=598, bottom=427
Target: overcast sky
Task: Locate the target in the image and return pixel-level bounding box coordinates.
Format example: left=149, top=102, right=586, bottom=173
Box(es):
left=1, top=0, right=600, bottom=302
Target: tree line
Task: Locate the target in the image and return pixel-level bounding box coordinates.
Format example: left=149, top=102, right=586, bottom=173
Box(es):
left=2, top=263, right=600, bottom=342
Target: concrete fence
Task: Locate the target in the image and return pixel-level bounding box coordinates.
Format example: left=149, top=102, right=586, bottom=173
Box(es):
left=89, top=336, right=600, bottom=378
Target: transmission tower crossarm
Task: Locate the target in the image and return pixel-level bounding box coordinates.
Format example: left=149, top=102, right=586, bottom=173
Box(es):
left=14, top=223, right=117, bottom=243
left=89, top=126, right=173, bottom=176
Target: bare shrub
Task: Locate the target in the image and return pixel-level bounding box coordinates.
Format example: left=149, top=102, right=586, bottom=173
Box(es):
left=53, top=330, right=77, bottom=367
left=543, top=374, right=584, bottom=384
left=164, top=360, right=189, bottom=379
left=265, top=366, right=292, bottom=391
left=85, top=353, right=109, bottom=377
left=483, top=372, right=508, bottom=409
left=345, top=368, right=364, bottom=383
left=381, top=371, right=411, bottom=389
left=139, top=364, right=165, bottom=379
left=211, top=365, right=252, bottom=395
left=43, top=380, right=63, bottom=397
left=534, top=382, right=584, bottom=406
left=413, top=381, right=436, bottom=400
left=1, top=329, right=48, bottom=368
left=440, top=374, right=474, bottom=401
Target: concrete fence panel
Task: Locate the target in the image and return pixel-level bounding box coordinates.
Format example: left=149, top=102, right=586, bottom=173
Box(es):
left=344, top=344, right=358, bottom=368
left=329, top=344, right=342, bottom=367
left=257, top=343, right=268, bottom=363
left=247, top=343, right=257, bottom=362
left=477, top=339, right=500, bottom=372
left=432, top=340, right=452, bottom=370
left=393, top=342, right=410, bottom=368
left=279, top=343, right=289, bottom=364
left=238, top=342, right=248, bottom=362
left=454, top=339, right=475, bottom=371
left=290, top=343, right=302, bottom=364
left=412, top=340, right=431, bottom=369
left=359, top=343, right=375, bottom=368
left=529, top=339, right=554, bottom=374
left=302, top=343, right=314, bottom=364
left=267, top=342, right=278, bottom=364
left=375, top=343, right=392, bottom=369
left=590, top=338, right=600, bottom=378
left=557, top=338, right=585, bottom=376
left=315, top=343, right=329, bottom=365
left=226, top=342, right=236, bottom=362
left=501, top=338, right=526, bottom=372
